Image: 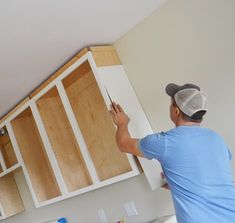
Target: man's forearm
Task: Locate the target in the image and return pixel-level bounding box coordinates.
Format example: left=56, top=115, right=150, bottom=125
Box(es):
left=115, top=124, right=143, bottom=157
left=116, top=124, right=131, bottom=151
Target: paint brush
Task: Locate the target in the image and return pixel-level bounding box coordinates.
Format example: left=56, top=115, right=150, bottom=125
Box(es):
left=104, top=87, right=117, bottom=113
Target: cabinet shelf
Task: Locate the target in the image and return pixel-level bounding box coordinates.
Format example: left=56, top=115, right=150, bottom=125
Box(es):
left=36, top=87, right=92, bottom=192
left=0, top=163, right=21, bottom=178
left=62, top=60, right=132, bottom=181
left=10, top=108, right=61, bottom=202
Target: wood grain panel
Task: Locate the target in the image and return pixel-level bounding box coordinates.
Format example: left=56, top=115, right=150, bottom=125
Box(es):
left=0, top=126, right=18, bottom=168
left=0, top=174, right=24, bottom=218
left=63, top=63, right=131, bottom=181
left=89, top=46, right=121, bottom=67
left=0, top=128, right=18, bottom=169
left=36, top=87, right=92, bottom=192
left=11, top=108, right=61, bottom=202
left=0, top=143, right=18, bottom=169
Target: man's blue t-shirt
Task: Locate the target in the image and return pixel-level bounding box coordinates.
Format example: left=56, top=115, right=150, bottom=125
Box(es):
left=139, top=125, right=235, bottom=223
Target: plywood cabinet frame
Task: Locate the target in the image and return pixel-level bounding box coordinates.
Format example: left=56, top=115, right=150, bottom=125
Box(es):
left=30, top=52, right=138, bottom=172
left=0, top=46, right=162, bottom=211
left=0, top=100, right=29, bottom=179
left=0, top=99, right=63, bottom=206
left=0, top=101, right=29, bottom=220
left=4, top=106, right=41, bottom=206
left=28, top=52, right=139, bottom=207
left=0, top=46, right=162, bottom=213
left=0, top=51, right=139, bottom=209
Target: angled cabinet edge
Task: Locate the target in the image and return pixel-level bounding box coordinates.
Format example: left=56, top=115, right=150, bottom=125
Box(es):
left=94, top=64, right=163, bottom=190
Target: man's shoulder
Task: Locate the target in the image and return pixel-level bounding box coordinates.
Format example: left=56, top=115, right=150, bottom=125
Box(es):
left=199, top=127, right=222, bottom=138
left=166, top=126, right=221, bottom=138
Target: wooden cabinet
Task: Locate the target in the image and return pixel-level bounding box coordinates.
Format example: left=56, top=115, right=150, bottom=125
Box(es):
left=11, top=107, right=61, bottom=203
left=0, top=127, right=17, bottom=169
left=0, top=173, right=24, bottom=220
left=62, top=60, right=132, bottom=181
left=36, top=87, right=92, bottom=192
left=0, top=123, right=24, bottom=220
left=0, top=126, right=20, bottom=176
left=0, top=46, right=162, bottom=213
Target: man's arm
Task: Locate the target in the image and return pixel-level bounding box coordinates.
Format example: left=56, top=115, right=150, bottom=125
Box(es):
left=110, top=103, right=169, bottom=189
left=110, top=102, right=144, bottom=157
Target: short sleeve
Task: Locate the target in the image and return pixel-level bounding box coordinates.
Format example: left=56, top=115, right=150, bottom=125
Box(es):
left=138, top=132, right=166, bottom=162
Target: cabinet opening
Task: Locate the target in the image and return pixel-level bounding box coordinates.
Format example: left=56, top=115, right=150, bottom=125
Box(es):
left=36, top=87, right=92, bottom=192
left=62, top=60, right=132, bottom=181
left=11, top=108, right=61, bottom=202
left=0, top=171, right=24, bottom=218
left=0, top=164, right=2, bottom=173
left=0, top=126, right=18, bottom=169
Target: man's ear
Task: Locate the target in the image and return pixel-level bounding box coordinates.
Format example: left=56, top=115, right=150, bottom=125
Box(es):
left=175, top=106, right=180, bottom=117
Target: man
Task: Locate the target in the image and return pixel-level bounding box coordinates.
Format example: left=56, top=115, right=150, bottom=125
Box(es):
left=110, top=83, right=235, bottom=223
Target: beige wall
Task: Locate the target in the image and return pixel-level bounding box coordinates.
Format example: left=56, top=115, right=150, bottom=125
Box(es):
left=3, top=0, right=235, bottom=222
left=115, top=0, right=235, bottom=174
left=3, top=171, right=173, bottom=223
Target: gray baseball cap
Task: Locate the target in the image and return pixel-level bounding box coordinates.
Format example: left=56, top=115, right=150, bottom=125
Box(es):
left=165, top=83, right=208, bottom=117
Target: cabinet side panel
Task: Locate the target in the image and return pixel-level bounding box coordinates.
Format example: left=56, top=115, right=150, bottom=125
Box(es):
left=96, top=66, right=163, bottom=190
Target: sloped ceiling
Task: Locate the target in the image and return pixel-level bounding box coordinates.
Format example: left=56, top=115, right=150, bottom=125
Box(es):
left=0, top=0, right=165, bottom=117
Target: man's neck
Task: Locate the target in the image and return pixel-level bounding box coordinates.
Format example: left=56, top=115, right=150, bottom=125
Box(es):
left=175, top=120, right=200, bottom=127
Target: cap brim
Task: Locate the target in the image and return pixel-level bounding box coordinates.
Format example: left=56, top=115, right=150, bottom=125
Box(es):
left=165, top=83, right=180, bottom=97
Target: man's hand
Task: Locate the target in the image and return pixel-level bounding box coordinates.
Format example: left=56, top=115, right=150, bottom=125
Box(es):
left=109, top=102, right=130, bottom=127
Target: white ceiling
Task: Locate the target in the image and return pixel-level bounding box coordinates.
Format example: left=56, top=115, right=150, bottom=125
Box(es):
left=0, top=0, right=165, bottom=117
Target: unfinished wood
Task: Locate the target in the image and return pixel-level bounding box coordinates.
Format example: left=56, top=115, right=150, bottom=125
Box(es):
left=36, top=87, right=92, bottom=192
left=0, top=174, right=24, bottom=218
left=62, top=61, right=131, bottom=181
left=30, top=48, right=89, bottom=98
left=0, top=143, right=18, bottom=169
left=0, top=97, right=30, bottom=124
left=0, top=127, right=18, bottom=169
left=62, top=60, right=92, bottom=90
left=89, top=46, right=121, bottom=67
left=11, top=108, right=61, bottom=202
